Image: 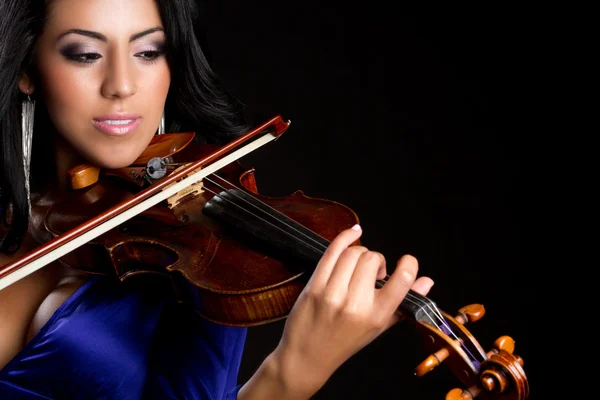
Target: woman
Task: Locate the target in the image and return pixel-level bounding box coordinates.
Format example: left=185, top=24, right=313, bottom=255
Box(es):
left=0, top=0, right=433, bottom=398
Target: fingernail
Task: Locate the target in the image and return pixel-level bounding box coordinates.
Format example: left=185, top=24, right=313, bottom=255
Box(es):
left=351, top=224, right=361, bottom=231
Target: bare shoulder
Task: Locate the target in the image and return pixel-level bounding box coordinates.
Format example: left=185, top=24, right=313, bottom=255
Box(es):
left=0, top=235, right=66, bottom=370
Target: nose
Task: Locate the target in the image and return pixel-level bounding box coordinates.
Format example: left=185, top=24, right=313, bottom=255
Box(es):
left=101, top=51, right=137, bottom=99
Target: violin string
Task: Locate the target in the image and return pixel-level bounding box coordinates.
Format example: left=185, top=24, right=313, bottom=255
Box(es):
left=376, top=275, right=445, bottom=320
left=204, top=174, right=333, bottom=251
left=200, top=181, right=326, bottom=258
left=200, top=174, right=474, bottom=360
left=377, top=276, right=465, bottom=348
left=376, top=277, right=481, bottom=363
left=378, top=276, right=456, bottom=332
left=159, top=165, right=323, bottom=253
left=375, top=276, right=466, bottom=345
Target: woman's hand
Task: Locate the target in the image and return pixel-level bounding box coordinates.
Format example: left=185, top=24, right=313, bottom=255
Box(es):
left=270, top=224, right=434, bottom=397
left=238, top=224, right=433, bottom=400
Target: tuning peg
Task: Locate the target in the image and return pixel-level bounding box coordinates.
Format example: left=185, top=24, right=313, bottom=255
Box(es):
left=455, top=304, right=485, bottom=325
left=67, top=163, right=101, bottom=189
left=446, top=387, right=479, bottom=400
left=487, top=335, right=525, bottom=370
left=492, top=335, right=515, bottom=354
left=414, top=347, right=450, bottom=377
left=488, top=336, right=524, bottom=365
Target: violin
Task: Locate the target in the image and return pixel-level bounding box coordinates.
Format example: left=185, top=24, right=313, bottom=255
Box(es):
left=0, top=115, right=529, bottom=400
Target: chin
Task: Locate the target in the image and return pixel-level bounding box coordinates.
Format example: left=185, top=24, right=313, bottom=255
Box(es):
left=71, top=132, right=154, bottom=170
left=84, top=150, right=144, bottom=170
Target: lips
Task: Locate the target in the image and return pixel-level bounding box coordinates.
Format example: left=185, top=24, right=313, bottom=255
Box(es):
left=92, top=114, right=142, bottom=136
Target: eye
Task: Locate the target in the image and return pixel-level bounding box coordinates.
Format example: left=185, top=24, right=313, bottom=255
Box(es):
left=135, top=50, right=166, bottom=62
left=65, top=52, right=102, bottom=64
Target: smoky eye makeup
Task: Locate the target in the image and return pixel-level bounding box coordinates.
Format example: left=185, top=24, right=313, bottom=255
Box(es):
left=135, top=40, right=166, bottom=53
left=59, top=43, right=102, bottom=63
left=57, top=34, right=167, bottom=64
left=134, top=40, right=167, bottom=61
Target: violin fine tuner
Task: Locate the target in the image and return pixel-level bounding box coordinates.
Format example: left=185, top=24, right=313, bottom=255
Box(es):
left=414, top=304, right=529, bottom=400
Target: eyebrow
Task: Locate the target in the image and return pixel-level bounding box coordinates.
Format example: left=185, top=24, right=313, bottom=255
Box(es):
left=57, top=27, right=164, bottom=42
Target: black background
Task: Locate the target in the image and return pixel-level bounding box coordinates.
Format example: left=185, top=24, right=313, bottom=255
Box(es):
left=203, top=2, right=534, bottom=399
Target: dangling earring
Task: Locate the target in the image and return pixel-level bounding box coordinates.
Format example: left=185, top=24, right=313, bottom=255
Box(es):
left=21, top=93, right=35, bottom=213
left=157, top=111, right=165, bottom=135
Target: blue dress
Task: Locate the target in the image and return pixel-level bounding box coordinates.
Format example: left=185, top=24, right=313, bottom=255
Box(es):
left=0, top=275, right=247, bottom=399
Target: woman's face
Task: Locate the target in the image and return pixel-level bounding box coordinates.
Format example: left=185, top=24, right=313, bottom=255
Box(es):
left=32, top=0, right=170, bottom=169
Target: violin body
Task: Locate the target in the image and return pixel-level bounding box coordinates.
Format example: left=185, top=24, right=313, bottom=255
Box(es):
left=38, top=140, right=359, bottom=326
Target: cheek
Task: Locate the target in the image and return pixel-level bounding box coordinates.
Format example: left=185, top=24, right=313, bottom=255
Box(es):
left=39, top=66, right=96, bottom=129
left=139, top=64, right=171, bottom=113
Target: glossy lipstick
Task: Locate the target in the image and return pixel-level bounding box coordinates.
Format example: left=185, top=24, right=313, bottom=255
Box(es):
left=93, top=114, right=142, bottom=136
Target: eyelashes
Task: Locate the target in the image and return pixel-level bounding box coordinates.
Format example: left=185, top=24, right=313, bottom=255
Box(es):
left=134, top=48, right=167, bottom=63
left=60, top=44, right=99, bottom=64
left=59, top=43, right=167, bottom=65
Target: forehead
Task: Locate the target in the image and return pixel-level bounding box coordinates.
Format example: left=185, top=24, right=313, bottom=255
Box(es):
left=44, top=0, right=163, bottom=36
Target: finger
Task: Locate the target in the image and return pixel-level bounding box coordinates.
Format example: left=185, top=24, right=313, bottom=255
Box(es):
left=376, top=254, right=419, bottom=316
left=376, top=265, right=387, bottom=281
left=325, top=245, right=369, bottom=299
left=384, top=276, right=435, bottom=329
left=307, top=224, right=362, bottom=289
left=346, top=250, right=386, bottom=306
left=411, top=276, right=434, bottom=296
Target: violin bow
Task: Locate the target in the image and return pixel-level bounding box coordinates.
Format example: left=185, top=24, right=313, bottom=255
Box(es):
left=0, top=115, right=291, bottom=291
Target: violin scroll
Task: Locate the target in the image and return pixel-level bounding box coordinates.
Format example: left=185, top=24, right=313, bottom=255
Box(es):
left=444, top=339, right=527, bottom=400
left=413, top=303, right=529, bottom=400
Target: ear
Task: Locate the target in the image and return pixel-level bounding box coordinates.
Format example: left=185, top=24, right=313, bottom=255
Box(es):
left=18, top=73, right=35, bottom=95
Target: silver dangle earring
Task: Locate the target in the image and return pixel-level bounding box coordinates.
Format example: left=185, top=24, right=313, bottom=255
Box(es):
left=157, top=111, right=165, bottom=135
left=21, top=93, right=35, bottom=213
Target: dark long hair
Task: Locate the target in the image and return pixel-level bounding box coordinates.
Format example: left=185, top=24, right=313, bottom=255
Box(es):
left=0, top=0, right=250, bottom=254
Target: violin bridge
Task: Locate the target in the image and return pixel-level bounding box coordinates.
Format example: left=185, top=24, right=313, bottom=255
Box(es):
left=163, top=164, right=205, bottom=209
